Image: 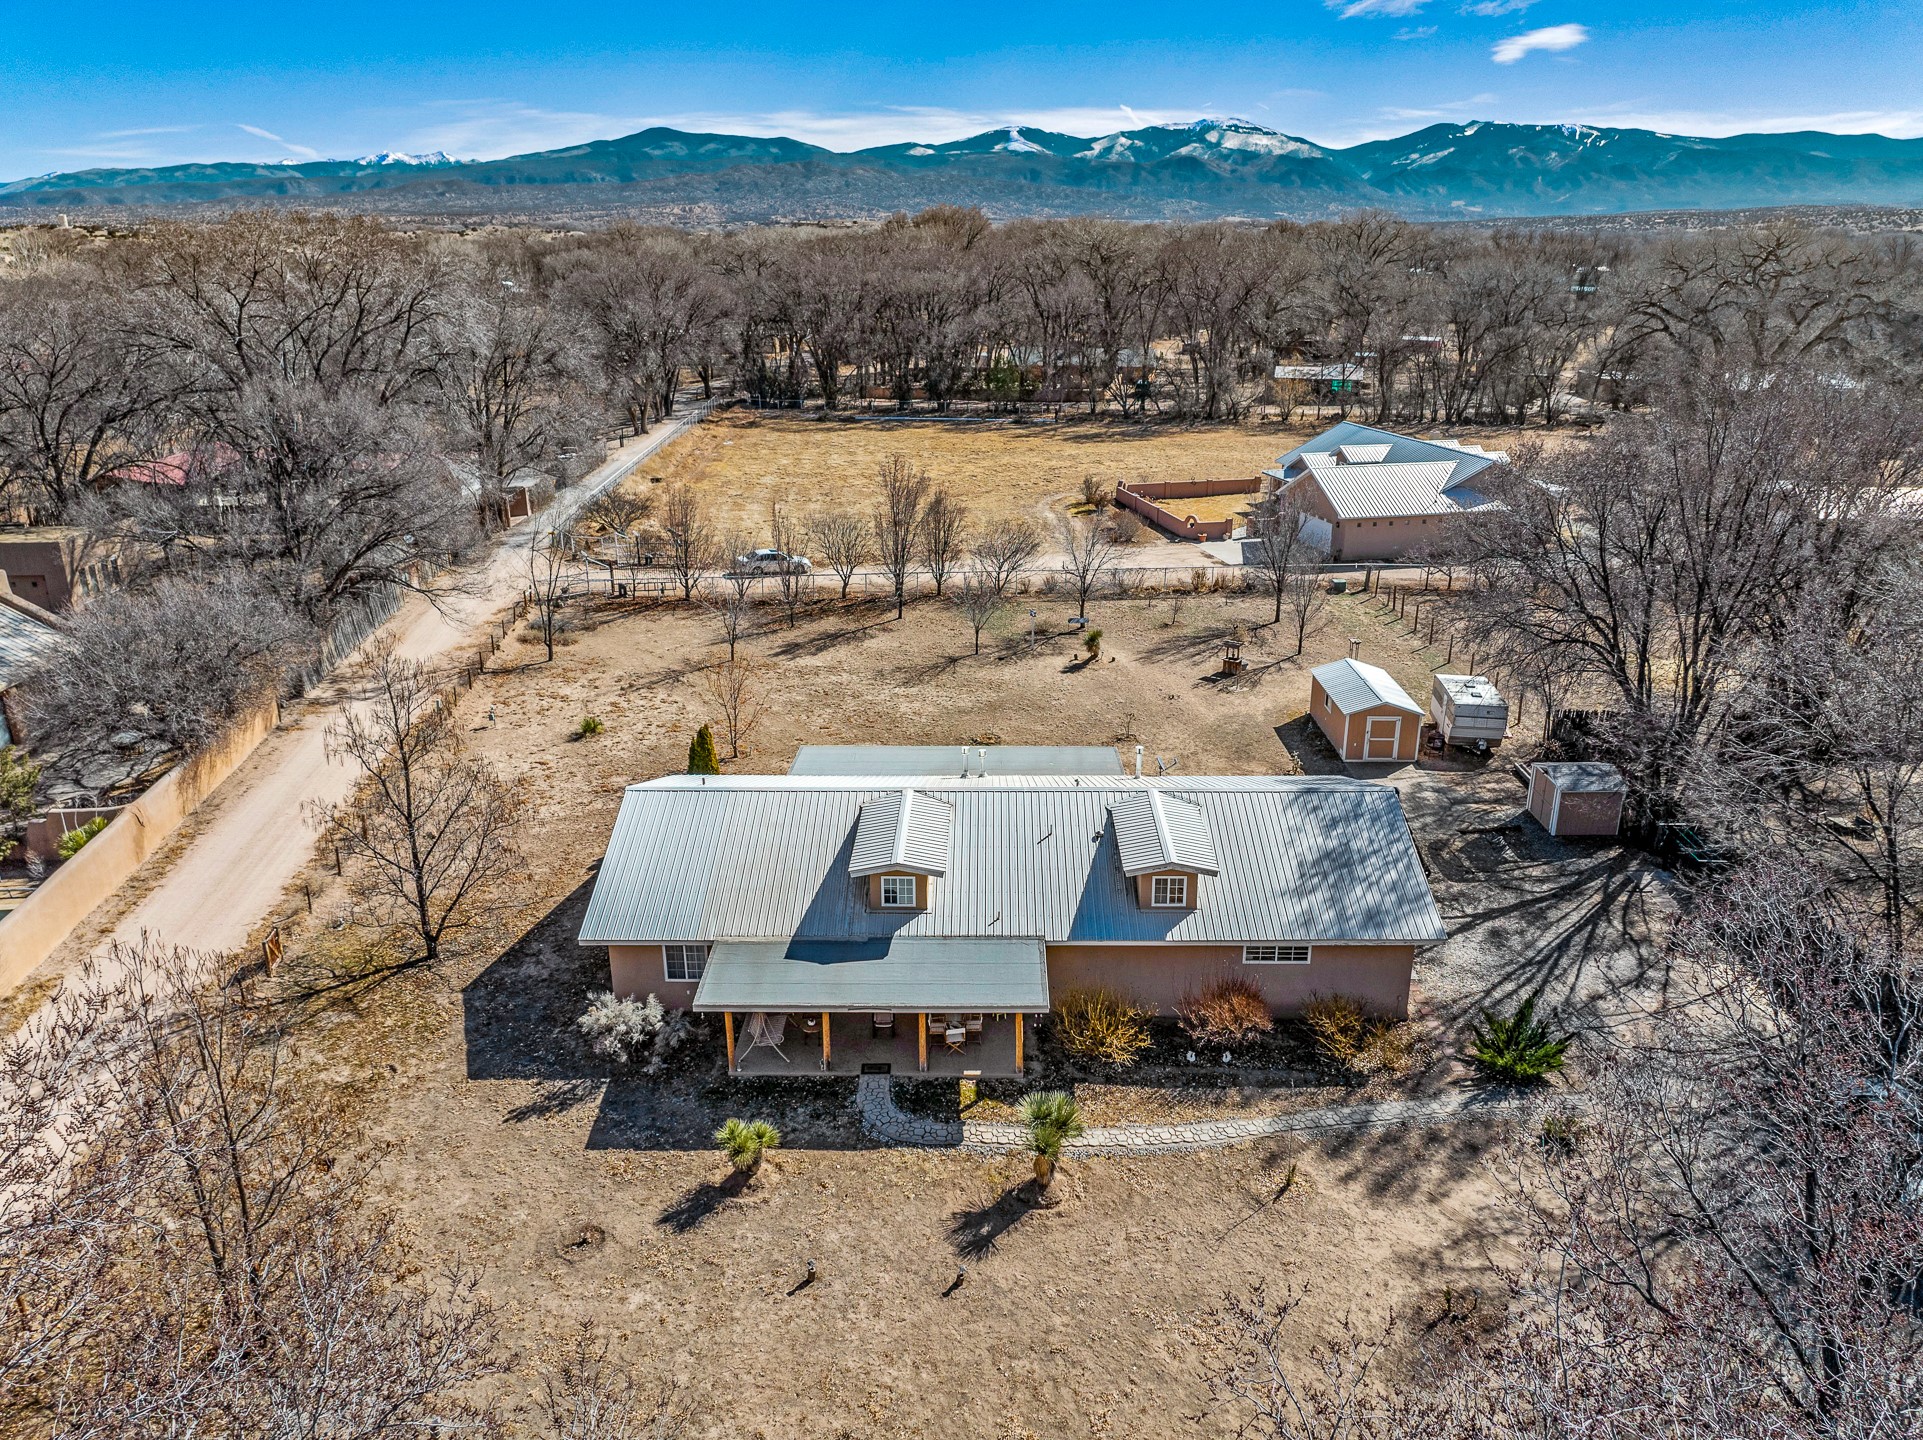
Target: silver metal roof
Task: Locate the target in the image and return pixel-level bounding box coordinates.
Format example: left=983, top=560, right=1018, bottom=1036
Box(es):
left=1312, top=659, right=1423, bottom=716
left=690, top=936, right=1049, bottom=1012
left=789, top=744, right=1123, bottom=777
left=1268, top=421, right=1506, bottom=521
left=849, top=789, right=953, bottom=876
left=1111, top=789, right=1220, bottom=876
left=578, top=774, right=1446, bottom=947
left=1534, top=761, right=1626, bottom=793
left=0, top=603, right=59, bottom=689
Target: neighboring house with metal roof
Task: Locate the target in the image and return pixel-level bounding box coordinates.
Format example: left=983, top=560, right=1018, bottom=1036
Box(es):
left=577, top=746, right=1445, bottom=1079
left=1265, top=421, right=1507, bottom=562
left=0, top=574, right=62, bottom=747
left=1308, top=659, right=1425, bottom=766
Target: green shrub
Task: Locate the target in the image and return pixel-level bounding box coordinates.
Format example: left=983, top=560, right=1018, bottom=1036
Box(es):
left=1019, top=1090, right=1087, bottom=1187
left=1302, top=993, right=1415, bottom=1077
left=1083, top=628, right=1104, bottom=658
left=1055, top=987, right=1153, bottom=1067
left=715, top=1117, right=780, bottom=1174
left=1538, top=1111, right=1585, bottom=1158
left=575, top=715, right=604, bottom=738
left=1467, top=996, right=1570, bottom=1084
left=55, top=816, right=109, bottom=859
left=687, top=723, right=720, bottom=774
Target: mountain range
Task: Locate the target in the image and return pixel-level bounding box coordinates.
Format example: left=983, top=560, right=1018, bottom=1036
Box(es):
left=7, top=118, right=1923, bottom=223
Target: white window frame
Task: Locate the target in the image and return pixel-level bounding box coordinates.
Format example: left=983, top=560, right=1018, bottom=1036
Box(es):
left=1150, top=874, right=1189, bottom=908
left=1244, top=944, right=1311, bottom=965
left=664, top=943, right=709, bottom=982
left=879, top=874, right=918, bottom=908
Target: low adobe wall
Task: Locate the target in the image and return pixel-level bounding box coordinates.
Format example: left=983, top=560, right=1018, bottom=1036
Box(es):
left=1116, top=478, right=1262, bottom=542
left=0, top=700, right=280, bottom=996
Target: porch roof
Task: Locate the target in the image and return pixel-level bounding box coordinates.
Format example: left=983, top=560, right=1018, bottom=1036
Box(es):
left=691, top=936, right=1049, bottom=1013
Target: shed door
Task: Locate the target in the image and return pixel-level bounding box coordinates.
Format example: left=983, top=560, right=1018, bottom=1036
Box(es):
left=1364, top=715, right=1402, bottom=760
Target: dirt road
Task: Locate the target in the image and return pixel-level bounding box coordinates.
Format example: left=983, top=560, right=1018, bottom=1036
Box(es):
left=77, top=413, right=703, bottom=969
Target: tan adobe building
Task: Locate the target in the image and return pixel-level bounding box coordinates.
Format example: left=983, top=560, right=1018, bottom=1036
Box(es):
left=577, top=745, right=1447, bottom=1079
left=1307, top=658, right=1424, bottom=766
left=1265, top=422, right=1506, bottom=562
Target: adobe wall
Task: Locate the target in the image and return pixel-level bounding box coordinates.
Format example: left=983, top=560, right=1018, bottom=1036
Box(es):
left=609, top=943, right=702, bottom=1009
left=0, top=700, right=281, bottom=997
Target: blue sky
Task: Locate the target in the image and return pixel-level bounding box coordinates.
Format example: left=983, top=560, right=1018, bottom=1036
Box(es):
left=4, top=0, right=1920, bottom=178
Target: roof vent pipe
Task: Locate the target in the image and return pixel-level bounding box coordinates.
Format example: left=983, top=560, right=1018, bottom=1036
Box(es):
left=1134, top=744, right=1144, bottom=778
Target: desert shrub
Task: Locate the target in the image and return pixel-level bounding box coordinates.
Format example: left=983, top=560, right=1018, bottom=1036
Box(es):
left=1055, top=987, right=1153, bottom=1067
left=1467, top=996, right=1569, bottom=1084
left=1083, top=628, right=1103, bottom=659
left=1019, top=1090, right=1087, bottom=1187
left=1538, top=1111, right=1586, bottom=1158
left=1176, top=976, right=1275, bottom=1048
left=1080, top=474, right=1112, bottom=510
left=55, top=816, right=109, bottom=859
left=716, top=1117, right=780, bottom=1173
left=576, top=990, right=691, bottom=1071
left=1108, top=509, right=1143, bottom=544
left=1303, top=993, right=1416, bottom=1077
left=575, top=715, right=604, bottom=738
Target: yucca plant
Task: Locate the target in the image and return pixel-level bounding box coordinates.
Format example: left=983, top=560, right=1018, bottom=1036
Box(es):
left=1466, top=996, right=1570, bottom=1084
left=715, top=1117, right=781, bottom=1176
left=575, top=715, right=604, bottom=738
left=1018, top=1090, right=1087, bottom=1190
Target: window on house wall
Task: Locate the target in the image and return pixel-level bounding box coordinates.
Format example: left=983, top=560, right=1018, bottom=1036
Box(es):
left=880, top=874, right=917, bottom=908
left=664, top=943, right=709, bottom=982
left=1151, top=875, right=1189, bottom=908
left=1244, top=944, right=1310, bottom=965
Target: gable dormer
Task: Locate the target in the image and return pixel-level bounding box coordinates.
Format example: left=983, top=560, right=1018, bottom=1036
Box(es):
left=1109, top=789, right=1220, bottom=910
left=850, top=788, right=952, bottom=912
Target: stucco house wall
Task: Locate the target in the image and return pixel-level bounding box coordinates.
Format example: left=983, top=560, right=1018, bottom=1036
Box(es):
left=609, top=943, right=703, bottom=1009
left=1045, top=942, right=1416, bottom=1019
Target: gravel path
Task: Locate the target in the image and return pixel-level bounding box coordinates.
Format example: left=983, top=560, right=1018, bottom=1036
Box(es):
left=856, top=1073, right=1535, bottom=1155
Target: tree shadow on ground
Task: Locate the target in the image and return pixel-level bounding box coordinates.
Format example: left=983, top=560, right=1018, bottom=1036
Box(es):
left=946, top=1182, right=1043, bottom=1259
left=1275, top=717, right=1347, bottom=775
left=655, top=1170, right=752, bottom=1234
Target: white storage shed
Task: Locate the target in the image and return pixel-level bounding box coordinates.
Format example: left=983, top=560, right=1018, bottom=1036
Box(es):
left=1429, top=674, right=1508, bottom=749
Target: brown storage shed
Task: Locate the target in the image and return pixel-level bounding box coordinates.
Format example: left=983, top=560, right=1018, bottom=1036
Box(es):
left=1528, top=762, right=1626, bottom=838
left=1307, top=658, right=1424, bottom=766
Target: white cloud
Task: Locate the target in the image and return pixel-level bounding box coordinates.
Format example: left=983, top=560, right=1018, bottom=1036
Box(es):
left=235, top=123, right=320, bottom=159
left=1394, top=25, right=1439, bottom=39
left=1326, top=0, right=1430, bottom=14
left=1492, top=23, right=1589, bottom=63
left=1461, top=0, right=1534, bottom=14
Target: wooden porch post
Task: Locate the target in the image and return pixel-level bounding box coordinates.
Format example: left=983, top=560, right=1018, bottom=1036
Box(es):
left=821, top=1012, right=831, bottom=1069
left=724, top=1011, right=736, bottom=1073
left=1014, top=1012, right=1024, bottom=1071
left=918, top=1013, right=928, bottom=1072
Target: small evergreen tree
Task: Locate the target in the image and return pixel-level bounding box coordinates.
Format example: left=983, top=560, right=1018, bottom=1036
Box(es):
left=687, top=724, right=720, bottom=774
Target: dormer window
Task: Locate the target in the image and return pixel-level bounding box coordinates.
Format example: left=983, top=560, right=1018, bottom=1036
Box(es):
left=1151, top=874, right=1189, bottom=908
left=880, top=874, right=917, bottom=908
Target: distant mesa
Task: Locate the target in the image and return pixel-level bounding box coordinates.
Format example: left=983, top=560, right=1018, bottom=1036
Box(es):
left=5, top=117, right=1922, bottom=222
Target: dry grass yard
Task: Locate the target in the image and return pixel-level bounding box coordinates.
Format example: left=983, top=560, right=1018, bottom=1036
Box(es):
left=617, top=409, right=1311, bottom=537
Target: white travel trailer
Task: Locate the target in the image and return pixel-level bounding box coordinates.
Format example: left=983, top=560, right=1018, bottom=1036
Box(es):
left=1429, top=673, right=1508, bottom=750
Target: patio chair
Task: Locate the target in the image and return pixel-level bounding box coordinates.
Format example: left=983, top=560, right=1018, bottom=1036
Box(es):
left=926, top=1014, right=947, bottom=1036
left=872, top=1012, right=895, bottom=1036
left=944, top=1025, right=968, bottom=1054
left=963, top=1014, right=984, bottom=1035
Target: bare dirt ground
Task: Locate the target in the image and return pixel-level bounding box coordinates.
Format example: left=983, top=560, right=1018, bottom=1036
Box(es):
left=237, top=574, right=1677, bottom=1438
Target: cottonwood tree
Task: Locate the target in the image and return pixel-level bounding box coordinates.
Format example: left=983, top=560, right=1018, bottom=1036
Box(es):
left=0, top=942, right=505, bottom=1436
left=873, top=455, right=930, bottom=619
left=917, top=485, right=969, bottom=597
left=1054, top=513, right=1123, bottom=619
left=809, top=512, right=871, bottom=601
left=699, top=656, right=765, bottom=760
left=312, top=649, right=524, bottom=967
left=23, top=570, right=309, bottom=756
left=659, top=482, right=718, bottom=601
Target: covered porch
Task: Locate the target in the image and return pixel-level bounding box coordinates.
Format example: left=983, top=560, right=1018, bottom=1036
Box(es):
left=692, top=936, right=1048, bottom=1079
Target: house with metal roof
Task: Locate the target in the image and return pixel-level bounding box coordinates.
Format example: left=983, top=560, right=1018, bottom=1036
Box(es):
left=577, top=745, right=1445, bottom=1079
left=0, top=574, right=61, bottom=747
left=1308, top=658, right=1424, bottom=766
left=1265, top=422, right=1506, bottom=562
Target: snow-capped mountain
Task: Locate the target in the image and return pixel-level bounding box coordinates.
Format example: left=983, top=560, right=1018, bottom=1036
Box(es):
left=353, top=151, right=460, bottom=167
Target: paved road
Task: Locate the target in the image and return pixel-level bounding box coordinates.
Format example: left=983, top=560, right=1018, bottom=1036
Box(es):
left=78, top=412, right=703, bottom=968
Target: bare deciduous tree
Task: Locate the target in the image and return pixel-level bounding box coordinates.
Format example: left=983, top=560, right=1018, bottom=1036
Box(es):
left=699, top=655, right=766, bottom=760
left=872, top=455, right=929, bottom=620
left=969, top=518, right=1043, bottom=599
left=917, top=485, right=969, bottom=598
left=1054, top=513, right=1124, bottom=619
left=809, top=512, right=872, bottom=602
left=659, top=482, right=718, bottom=602
left=700, top=579, right=756, bottom=663
left=526, top=532, right=572, bottom=662
left=951, top=563, right=1008, bottom=655
left=312, top=648, right=524, bottom=966
left=1243, top=486, right=1326, bottom=638
left=540, top=1319, right=691, bottom=1440
left=768, top=502, right=810, bottom=628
